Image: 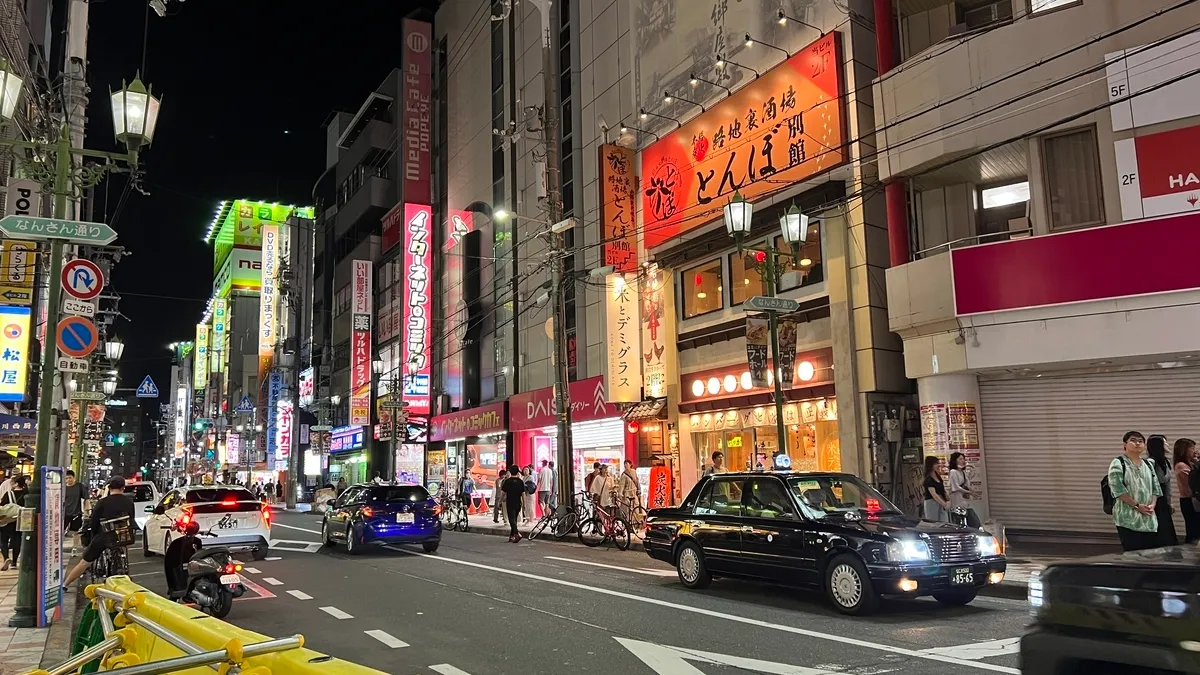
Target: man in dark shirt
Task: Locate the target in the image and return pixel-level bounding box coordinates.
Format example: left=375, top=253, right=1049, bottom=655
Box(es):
left=63, top=470, right=84, bottom=553
left=64, top=476, right=134, bottom=588
left=500, top=466, right=526, bottom=542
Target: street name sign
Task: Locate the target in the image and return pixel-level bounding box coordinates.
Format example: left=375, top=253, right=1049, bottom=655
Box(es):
left=69, top=391, right=105, bottom=401
left=0, top=215, right=117, bottom=245
left=62, top=298, right=96, bottom=317
left=56, top=316, right=99, bottom=358
left=136, top=375, right=160, bottom=398
left=745, top=295, right=800, bottom=313
left=61, top=259, right=105, bottom=300
left=55, top=356, right=88, bottom=373
left=381, top=400, right=409, bottom=409
left=310, top=425, right=333, bottom=432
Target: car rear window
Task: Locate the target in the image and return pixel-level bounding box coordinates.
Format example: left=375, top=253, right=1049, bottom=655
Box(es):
left=367, top=486, right=430, bottom=502
left=128, top=485, right=156, bottom=502
left=186, top=488, right=256, bottom=504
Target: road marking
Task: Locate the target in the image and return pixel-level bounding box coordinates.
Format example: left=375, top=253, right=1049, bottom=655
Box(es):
left=319, top=606, right=354, bottom=619
left=244, top=567, right=261, bottom=574
left=364, top=629, right=409, bottom=648
left=922, top=638, right=1020, bottom=660
left=270, top=539, right=324, bottom=553
left=264, top=557, right=282, bottom=561
left=128, top=572, right=159, bottom=578
left=543, top=555, right=676, bottom=577
left=429, top=666, right=472, bottom=675
left=272, top=522, right=322, bottom=535
left=385, top=546, right=1019, bottom=674
left=261, top=577, right=283, bottom=586
left=618, top=637, right=844, bottom=674
left=240, top=576, right=276, bottom=599
left=286, top=589, right=312, bottom=600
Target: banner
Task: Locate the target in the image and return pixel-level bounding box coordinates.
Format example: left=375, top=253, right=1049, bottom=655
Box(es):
left=401, top=19, right=433, bottom=205
left=746, top=318, right=769, bottom=388
left=599, top=144, right=637, bottom=273
left=266, top=371, right=283, bottom=464
left=226, top=432, right=240, bottom=465
left=604, top=273, right=640, bottom=402
left=649, top=465, right=673, bottom=509
left=443, top=209, right=471, bottom=411
left=640, top=266, right=676, bottom=399
left=174, top=384, right=187, bottom=458
left=193, top=323, right=209, bottom=390
left=298, top=367, right=314, bottom=409
left=0, top=305, right=30, bottom=401
left=350, top=259, right=373, bottom=426
left=258, top=224, right=280, bottom=383
left=211, top=299, right=227, bottom=376
left=402, top=204, right=432, bottom=414
left=276, top=397, right=293, bottom=464
left=0, top=240, right=36, bottom=306
left=777, top=321, right=798, bottom=389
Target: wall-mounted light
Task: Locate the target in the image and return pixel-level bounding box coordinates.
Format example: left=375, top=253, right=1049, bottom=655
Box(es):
left=666, top=90, right=706, bottom=112
left=689, top=72, right=731, bottom=96
left=777, top=8, right=824, bottom=35
left=745, top=33, right=789, bottom=59
left=618, top=121, right=660, bottom=141
left=639, top=107, right=682, bottom=129
left=715, top=55, right=759, bottom=78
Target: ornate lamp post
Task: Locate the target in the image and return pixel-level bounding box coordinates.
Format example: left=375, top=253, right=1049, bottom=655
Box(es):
left=5, top=60, right=161, bottom=627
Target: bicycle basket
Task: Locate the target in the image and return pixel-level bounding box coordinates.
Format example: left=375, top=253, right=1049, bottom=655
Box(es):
left=100, top=515, right=134, bottom=547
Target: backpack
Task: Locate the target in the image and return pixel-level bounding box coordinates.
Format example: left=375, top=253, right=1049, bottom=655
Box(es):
left=1101, top=455, right=1131, bottom=515
left=524, top=477, right=537, bottom=495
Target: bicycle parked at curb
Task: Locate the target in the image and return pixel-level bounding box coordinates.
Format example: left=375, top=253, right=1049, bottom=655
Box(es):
left=577, top=492, right=632, bottom=551
left=85, top=515, right=133, bottom=582
left=616, top=494, right=648, bottom=538
left=435, top=489, right=469, bottom=532
left=527, top=492, right=583, bottom=541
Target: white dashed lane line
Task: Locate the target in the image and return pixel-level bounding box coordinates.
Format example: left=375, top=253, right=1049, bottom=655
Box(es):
left=286, top=590, right=313, bottom=600
left=364, top=630, right=409, bottom=648
left=429, top=666, right=472, bottom=675
left=261, top=577, right=283, bottom=586
left=243, top=567, right=261, bottom=574
left=319, top=606, right=354, bottom=620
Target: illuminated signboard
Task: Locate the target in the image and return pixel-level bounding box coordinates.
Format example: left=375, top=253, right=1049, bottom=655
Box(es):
left=402, top=203, right=431, bottom=414
left=276, top=397, right=293, bottom=463
left=298, top=367, right=314, bottom=409
left=0, top=306, right=31, bottom=402
left=258, top=224, right=279, bottom=383
left=329, top=425, right=365, bottom=453
left=193, top=323, right=209, bottom=390
left=350, top=260, right=373, bottom=426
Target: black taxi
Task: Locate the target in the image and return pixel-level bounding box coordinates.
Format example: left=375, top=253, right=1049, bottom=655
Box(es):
left=643, top=471, right=1007, bottom=615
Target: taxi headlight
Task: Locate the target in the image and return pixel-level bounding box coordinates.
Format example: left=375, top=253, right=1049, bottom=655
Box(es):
left=887, top=538, right=931, bottom=562
left=1028, top=569, right=1045, bottom=614
left=976, top=534, right=1001, bottom=557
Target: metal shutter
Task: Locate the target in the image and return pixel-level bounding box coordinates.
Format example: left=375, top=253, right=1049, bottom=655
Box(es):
left=979, top=369, right=1200, bottom=536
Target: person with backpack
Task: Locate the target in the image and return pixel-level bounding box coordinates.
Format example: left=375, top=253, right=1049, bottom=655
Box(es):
left=1106, top=431, right=1162, bottom=552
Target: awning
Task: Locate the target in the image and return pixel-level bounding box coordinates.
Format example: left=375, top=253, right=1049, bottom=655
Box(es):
left=622, top=398, right=667, bottom=421
left=0, top=414, right=36, bottom=434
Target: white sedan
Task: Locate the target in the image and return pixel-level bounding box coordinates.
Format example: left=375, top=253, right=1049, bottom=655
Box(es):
left=142, top=485, right=271, bottom=561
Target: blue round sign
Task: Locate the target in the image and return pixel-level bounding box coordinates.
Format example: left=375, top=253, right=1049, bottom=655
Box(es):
left=56, top=316, right=98, bottom=358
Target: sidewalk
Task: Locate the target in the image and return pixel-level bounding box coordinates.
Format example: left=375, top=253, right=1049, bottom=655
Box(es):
left=0, top=554, right=86, bottom=673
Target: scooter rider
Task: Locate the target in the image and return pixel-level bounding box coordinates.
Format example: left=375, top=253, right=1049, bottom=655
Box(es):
left=64, top=476, right=134, bottom=589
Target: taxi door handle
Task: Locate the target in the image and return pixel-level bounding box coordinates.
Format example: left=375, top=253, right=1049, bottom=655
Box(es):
left=740, top=526, right=754, bottom=533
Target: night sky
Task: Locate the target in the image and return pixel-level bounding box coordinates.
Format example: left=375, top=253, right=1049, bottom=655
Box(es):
left=83, top=1, right=436, bottom=400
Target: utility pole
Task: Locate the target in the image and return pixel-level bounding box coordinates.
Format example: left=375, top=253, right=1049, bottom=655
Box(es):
left=528, top=0, right=574, bottom=503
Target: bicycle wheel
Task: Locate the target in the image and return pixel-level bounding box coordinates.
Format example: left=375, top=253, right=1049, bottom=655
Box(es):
left=528, top=516, right=551, bottom=540
left=577, top=517, right=606, bottom=547
left=611, top=516, right=632, bottom=551
left=552, top=511, right=577, bottom=539
left=112, top=549, right=129, bottom=577
left=456, top=507, right=469, bottom=532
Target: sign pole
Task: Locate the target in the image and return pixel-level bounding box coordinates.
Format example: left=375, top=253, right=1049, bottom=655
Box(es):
left=11, top=128, right=71, bottom=627
left=764, top=253, right=789, bottom=461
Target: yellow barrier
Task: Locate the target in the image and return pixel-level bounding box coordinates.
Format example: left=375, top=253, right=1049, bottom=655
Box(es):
left=83, top=576, right=389, bottom=674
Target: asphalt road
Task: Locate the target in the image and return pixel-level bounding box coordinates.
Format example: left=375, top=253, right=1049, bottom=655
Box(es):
left=124, top=509, right=1031, bottom=675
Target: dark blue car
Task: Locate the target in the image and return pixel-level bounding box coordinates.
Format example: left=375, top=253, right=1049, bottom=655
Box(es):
left=321, top=484, right=442, bottom=555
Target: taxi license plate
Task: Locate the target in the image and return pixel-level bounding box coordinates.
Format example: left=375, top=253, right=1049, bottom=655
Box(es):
left=219, top=574, right=241, bottom=586
left=951, top=567, right=973, bottom=585
left=396, top=513, right=415, bottom=524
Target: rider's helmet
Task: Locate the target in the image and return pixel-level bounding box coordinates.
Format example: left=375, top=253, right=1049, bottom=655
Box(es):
left=183, top=520, right=201, bottom=536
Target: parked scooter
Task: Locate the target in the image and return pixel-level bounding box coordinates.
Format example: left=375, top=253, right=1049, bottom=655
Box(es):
left=163, top=520, right=245, bottom=618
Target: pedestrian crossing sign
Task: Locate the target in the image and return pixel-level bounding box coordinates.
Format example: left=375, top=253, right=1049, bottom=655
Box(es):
left=234, top=396, right=254, bottom=413
left=135, top=375, right=159, bottom=398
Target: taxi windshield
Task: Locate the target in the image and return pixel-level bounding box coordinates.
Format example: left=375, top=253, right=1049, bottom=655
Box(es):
left=787, top=475, right=901, bottom=519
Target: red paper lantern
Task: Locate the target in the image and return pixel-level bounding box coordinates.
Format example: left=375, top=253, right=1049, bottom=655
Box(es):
left=694, top=274, right=703, bottom=286
left=754, top=250, right=767, bottom=264
left=627, top=421, right=640, bottom=434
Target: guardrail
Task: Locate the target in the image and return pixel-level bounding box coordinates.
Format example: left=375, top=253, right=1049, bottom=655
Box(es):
left=25, top=576, right=388, bottom=674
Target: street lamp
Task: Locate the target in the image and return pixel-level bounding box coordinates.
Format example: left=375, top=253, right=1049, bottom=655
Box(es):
left=5, top=58, right=162, bottom=628
left=105, top=337, right=125, bottom=361
left=725, top=195, right=808, bottom=462
left=101, top=380, right=117, bottom=396
left=372, top=358, right=384, bottom=376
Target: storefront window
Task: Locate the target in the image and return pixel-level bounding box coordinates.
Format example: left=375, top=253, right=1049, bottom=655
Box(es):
left=394, top=444, right=424, bottom=486
left=690, top=398, right=841, bottom=478
left=730, top=250, right=767, bottom=305
left=682, top=259, right=723, bottom=319
left=774, top=220, right=823, bottom=291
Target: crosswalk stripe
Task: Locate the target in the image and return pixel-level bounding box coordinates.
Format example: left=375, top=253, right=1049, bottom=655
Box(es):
left=286, top=590, right=312, bottom=600
left=261, top=577, right=283, bottom=586
left=364, top=629, right=409, bottom=648
left=244, top=567, right=261, bottom=574
left=430, top=666, right=472, bottom=675
left=319, top=606, right=353, bottom=620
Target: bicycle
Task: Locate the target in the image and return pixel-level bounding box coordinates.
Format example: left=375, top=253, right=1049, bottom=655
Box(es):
left=436, top=490, right=469, bottom=532
left=84, top=514, right=133, bottom=582
left=616, top=495, right=649, bottom=539
left=576, top=492, right=631, bottom=551
left=527, top=492, right=582, bottom=541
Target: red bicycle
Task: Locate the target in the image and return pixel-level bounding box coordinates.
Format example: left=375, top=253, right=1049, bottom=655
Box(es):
left=577, top=492, right=631, bottom=551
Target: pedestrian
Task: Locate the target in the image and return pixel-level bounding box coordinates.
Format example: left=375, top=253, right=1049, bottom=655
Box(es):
left=492, top=468, right=506, bottom=524
left=521, top=466, right=536, bottom=524
left=1, top=475, right=27, bottom=570
left=1147, top=435, right=1177, bottom=546
left=590, top=464, right=616, bottom=511
left=264, top=482, right=274, bottom=503
left=922, top=456, right=950, bottom=522
left=703, top=451, right=726, bottom=476
left=371, top=471, right=386, bottom=485
left=64, top=470, right=85, bottom=554
left=584, top=462, right=600, bottom=494
left=947, top=452, right=981, bottom=528
left=547, top=460, right=558, bottom=510
left=500, top=466, right=526, bottom=542
left=1172, top=438, right=1199, bottom=543
left=1108, top=431, right=1161, bottom=552
left=536, top=459, right=554, bottom=518
left=458, top=472, right=475, bottom=508
left=336, top=477, right=347, bottom=495
left=617, top=459, right=640, bottom=516
left=275, top=480, right=284, bottom=505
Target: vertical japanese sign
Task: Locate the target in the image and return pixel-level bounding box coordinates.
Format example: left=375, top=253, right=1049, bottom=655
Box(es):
left=604, top=273, right=641, bottom=402
left=193, top=323, right=209, bottom=390
left=947, top=401, right=987, bottom=518
left=649, top=465, right=673, bottom=509
left=920, top=403, right=949, bottom=460
left=641, top=32, right=845, bottom=248
left=38, top=466, right=62, bottom=624
left=259, top=223, right=280, bottom=383
left=226, top=432, right=240, bottom=465
left=276, top=397, right=293, bottom=464
left=777, top=321, right=798, bottom=389
left=745, top=318, right=769, bottom=388
left=2, top=179, right=40, bottom=306
left=174, top=385, right=187, bottom=458
left=401, top=18, right=432, bottom=205
left=402, top=204, right=432, bottom=414
left=266, top=370, right=283, bottom=468
left=640, top=266, right=676, bottom=398
left=350, top=259, right=373, bottom=426
left=298, top=367, right=314, bottom=409
left=0, top=305, right=30, bottom=401
left=599, top=144, right=637, bottom=273
left=211, top=298, right=227, bottom=374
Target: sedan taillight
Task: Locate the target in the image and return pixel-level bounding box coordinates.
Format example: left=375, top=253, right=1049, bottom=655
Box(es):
left=361, top=506, right=375, bottom=518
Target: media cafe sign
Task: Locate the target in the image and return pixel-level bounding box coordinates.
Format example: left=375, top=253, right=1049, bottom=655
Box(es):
left=428, top=401, right=507, bottom=442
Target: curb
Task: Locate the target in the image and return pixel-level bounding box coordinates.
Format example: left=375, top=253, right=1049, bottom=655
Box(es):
left=462, top=522, right=648, bottom=551
left=39, top=585, right=86, bottom=669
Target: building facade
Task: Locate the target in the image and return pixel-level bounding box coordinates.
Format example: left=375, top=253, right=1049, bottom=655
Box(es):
left=880, top=0, right=1200, bottom=539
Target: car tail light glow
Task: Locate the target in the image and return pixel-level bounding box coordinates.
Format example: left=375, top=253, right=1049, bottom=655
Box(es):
left=221, top=497, right=237, bottom=507
left=177, top=505, right=193, bottom=528
left=361, top=506, right=374, bottom=518
left=261, top=504, right=271, bottom=524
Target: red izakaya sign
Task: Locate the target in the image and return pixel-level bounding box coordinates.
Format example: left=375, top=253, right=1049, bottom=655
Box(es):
left=402, top=203, right=432, bottom=415
left=402, top=19, right=432, bottom=205
left=349, top=260, right=373, bottom=426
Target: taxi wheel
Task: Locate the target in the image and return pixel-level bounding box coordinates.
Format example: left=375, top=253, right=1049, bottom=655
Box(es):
left=932, top=590, right=977, bottom=606
left=675, top=541, right=711, bottom=589
left=345, top=523, right=361, bottom=555
left=143, top=529, right=155, bottom=557
left=423, top=541, right=439, bottom=553
left=825, top=554, right=879, bottom=615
